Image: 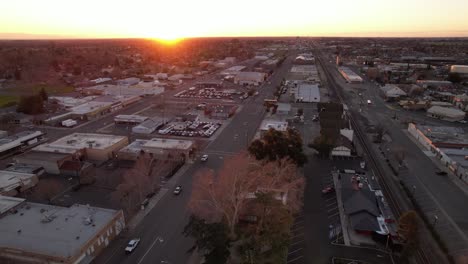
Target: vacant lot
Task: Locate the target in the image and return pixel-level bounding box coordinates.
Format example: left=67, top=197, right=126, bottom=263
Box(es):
left=0, top=95, right=19, bottom=108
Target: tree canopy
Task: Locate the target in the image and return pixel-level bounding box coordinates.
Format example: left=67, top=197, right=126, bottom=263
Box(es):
left=248, top=128, right=307, bottom=166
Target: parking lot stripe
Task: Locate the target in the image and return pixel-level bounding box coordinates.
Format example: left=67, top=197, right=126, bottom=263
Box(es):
left=325, top=197, right=336, bottom=202
left=326, top=201, right=337, bottom=207
left=288, top=247, right=303, bottom=255
left=290, top=239, right=304, bottom=246
left=287, top=255, right=304, bottom=263
left=328, top=212, right=340, bottom=218
left=291, top=225, right=304, bottom=232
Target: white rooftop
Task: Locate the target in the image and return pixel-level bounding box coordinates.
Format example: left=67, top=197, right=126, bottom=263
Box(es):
left=70, top=101, right=113, bottom=115
left=143, top=138, right=194, bottom=151
left=0, top=195, right=24, bottom=215
left=34, top=133, right=127, bottom=153
left=0, top=171, right=36, bottom=193
left=260, top=120, right=288, bottom=132
left=0, top=198, right=122, bottom=259
left=296, top=84, right=321, bottom=102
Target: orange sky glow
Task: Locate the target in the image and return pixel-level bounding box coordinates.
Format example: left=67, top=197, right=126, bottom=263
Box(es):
left=1, top=0, right=468, bottom=40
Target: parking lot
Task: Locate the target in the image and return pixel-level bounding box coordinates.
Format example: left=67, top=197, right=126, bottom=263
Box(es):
left=174, top=87, right=239, bottom=100
left=322, top=171, right=343, bottom=243
left=286, top=213, right=306, bottom=264
left=158, top=121, right=221, bottom=138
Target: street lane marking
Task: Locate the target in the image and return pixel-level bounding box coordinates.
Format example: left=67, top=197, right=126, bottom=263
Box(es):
left=291, top=225, right=304, bottom=232
left=137, top=235, right=164, bottom=264
left=288, top=247, right=303, bottom=255
left=290, top=239, right=304, bottom=246
left=287, top=255, right=304, bottom=263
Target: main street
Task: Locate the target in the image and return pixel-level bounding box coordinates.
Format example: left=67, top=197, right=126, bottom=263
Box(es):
left=92, top=54, right=296, bottom=264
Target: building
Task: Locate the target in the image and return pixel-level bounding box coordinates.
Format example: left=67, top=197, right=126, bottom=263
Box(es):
left=379, top=84, right=407, bottom=101
left=276, top=103, right=291, bottom=115
left=33, top=133, right=128, bottom=162
left=0, top=170, right=38, bottom=196
left=453, top=94, right=468, bottom=112
left=294, top=54, right=315, bottom=64
left=288, top=65, right=320, bottom=83
left=234, top=72, right=266, bottom=86
left=450, top=65, right=468, bottom=75
left=0, top=196, right=125, bottom=264
left=416, top=80, right=452, bottom=89
left=70, top=101, right=113, bottom=120
left=114, top=115, right=148, bottom=125
left=339, top=67, right=363, bottom=83
left=331, top=129, right=355, bottom=158
left=426, top=106, right=465, bottom=122
left=117, top=77, right=140, bottom=86
left=407, top=123, right=468, bottom=150
left=14, top=151, right=73, bottom=175
left=118, top=138, right=194, bottom=161
left=132, top=118, right=165, bottom=134
left=259, top=120, right=288, bottom=136
left=0, top=131, right=45, bottom=158
left=295, top=84, right=320, bottom=103
left=221, top=66, right=246, bottom=76
left=0, top=131, right=7, bottom=139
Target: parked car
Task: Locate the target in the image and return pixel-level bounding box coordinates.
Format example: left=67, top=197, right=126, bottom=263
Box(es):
left=173, top=186, right=182, bottom=195
left=201, top=154, right=209, bottom=161
left=322, top=186, right=335, bottom=194
left=436, top=170, right=447, bottom=176
left=125, top=239, right=140, bottom=254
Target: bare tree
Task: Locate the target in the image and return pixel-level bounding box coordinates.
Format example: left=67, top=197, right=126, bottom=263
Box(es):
left=189, top=153, right=304, bottom=238
left=393, top=146, right=406, bottom=166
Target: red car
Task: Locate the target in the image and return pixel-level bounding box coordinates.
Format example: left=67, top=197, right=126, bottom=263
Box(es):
left=322, top=186, right=335, bottom=194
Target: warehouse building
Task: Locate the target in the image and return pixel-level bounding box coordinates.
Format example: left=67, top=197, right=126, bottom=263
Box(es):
left=295, top=84, right=321, bottom=103
left=0, top=196, right=125, bottom=264
left=426, top=106, right=466, bottom=122
left=33, top=133, right=128, bottom=162
left=132, top=118, right=165, bottom=134
left=339, top=67, right=363, bottom=83
left=118, top=138, right=194, bottom=161
left=259, top=120, right=288, bottom=136
left=379, top=84, right=407, bottom=101
left=114, top=115, right=148, bottom=125
left=0, top=170, right=38, bottom=196
left=70, top=101, right=113, bottom=120
left=0, top=131, right=45, bottom=158
left=234, top=72, right=266, bottom=86
left=450, top=65, right=468, bottom=76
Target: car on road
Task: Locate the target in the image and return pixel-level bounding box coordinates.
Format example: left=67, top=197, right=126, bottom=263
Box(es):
left=459, top=120, right=467, bottom=124
left=173, top=186, right=182, bottom=195
left=322, top=186, right=335, bottom=195
left=436, top=170, right=447, bottom=176
left=201, top=154, right=209, bottom=161
left=367, top=99, right=372, bottom=105
left=125, top=238, right=140, bottom=254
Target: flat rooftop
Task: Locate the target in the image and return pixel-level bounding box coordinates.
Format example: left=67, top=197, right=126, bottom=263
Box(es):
left=70, top=101, right=112, bottom=115
left=143, top=138, right=193, bottom=151
left=0, top=199, right=120, bottom=259
left=416, top=125, right=468, bottom=145
left=0, top=195, right=24, bottom=214
left=119, top=139, right=148, bottom=154
left=290, top=65, right=318, bottom=73
left=260, top=120, right=288, bottom=132
left=34, top=133, right=127, bottom=153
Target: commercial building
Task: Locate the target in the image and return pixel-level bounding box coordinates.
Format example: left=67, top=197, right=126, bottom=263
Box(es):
left=114, top=114, right=148, bottom=125
left=14, top=151, right=73, bottom=175
left=426, top=106, right=465, bottom=122
left=117, top=77, right=140, bottom=86
left=70, top=101, right=113, bottom=120
left=288, top=65, right=320, bottom=83
left=0, top=170, right=38, bottom=196
left=234, top=72, right=266, bottom=86
left=118, top=138, right=194, bottom=161
left=379, top=84, right=407, bottom=101
left=407, top=123, right=468, bottom=150
left=259, top=120, right=288, bottom=136
left=221, top=66, right=246, bottom=76
left=450, top=65, right=468, bottom=75
left=276, top=103, right=291, bottom=115
left=416, top=80, right=452, bottom=88
left=33, top=133, right=128, bottom=162
left=132, top=118, right=165, bottom=134
left=295, top=83, right=321, bottom=103
left=0, top=196, right=125, bottom=264
left=294, top=54, right=315, bottom=64
left=0, top=131, right=45, bottom=157
left=338, top=67, right=363, bottom=83
left=81, top=84, right=164, bottom=97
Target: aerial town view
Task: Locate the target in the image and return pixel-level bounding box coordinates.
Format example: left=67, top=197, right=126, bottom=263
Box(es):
left=0, top=1, right=468, bottom=264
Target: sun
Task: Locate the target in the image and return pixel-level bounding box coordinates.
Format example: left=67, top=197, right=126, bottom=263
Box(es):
left=149, top=31, right=184, bottom=45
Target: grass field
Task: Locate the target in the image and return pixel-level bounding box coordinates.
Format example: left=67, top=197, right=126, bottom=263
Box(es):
left=0, top=95, right=19, bottom=108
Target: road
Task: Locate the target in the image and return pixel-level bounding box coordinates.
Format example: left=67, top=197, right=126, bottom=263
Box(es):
left=92, top=54, right=296, bottom=264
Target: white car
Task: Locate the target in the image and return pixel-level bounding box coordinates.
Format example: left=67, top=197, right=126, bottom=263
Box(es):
left=173, top=186, right=182, bottom=195
left=125, top=239, right=140, bottom=254
left=201, top=154, right=209, bottom=162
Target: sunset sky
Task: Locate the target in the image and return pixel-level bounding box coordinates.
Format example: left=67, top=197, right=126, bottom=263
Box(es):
left=1, top=0, right=468, bottom=40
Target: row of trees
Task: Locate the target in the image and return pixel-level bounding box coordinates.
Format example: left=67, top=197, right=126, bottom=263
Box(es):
left=16, top=88, right=48, bottom=115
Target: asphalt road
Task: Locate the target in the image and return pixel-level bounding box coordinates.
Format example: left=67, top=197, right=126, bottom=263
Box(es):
left=92, top=54, right=296, bottom=264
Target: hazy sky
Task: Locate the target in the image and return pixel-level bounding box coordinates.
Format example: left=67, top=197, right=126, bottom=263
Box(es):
left=1, top=0, right=468, bottom=39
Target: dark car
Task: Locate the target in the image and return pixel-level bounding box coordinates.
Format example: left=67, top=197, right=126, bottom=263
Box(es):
left=436, top=170, right=447, bottom=176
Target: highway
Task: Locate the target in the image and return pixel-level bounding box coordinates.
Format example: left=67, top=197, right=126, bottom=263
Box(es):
left=92, top=54, right=296, bottom=264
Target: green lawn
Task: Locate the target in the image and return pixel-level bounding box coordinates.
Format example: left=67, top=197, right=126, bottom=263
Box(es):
left=0, top=95, right=19, bottom=108
left=32, top=85, right=75, bottom=95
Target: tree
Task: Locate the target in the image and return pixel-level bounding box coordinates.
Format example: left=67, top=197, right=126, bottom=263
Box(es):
left=309, top=135, right=334, bottom=158
left=248, top=128, right=307, bottom=166
left=16, top=94, right=44, bottom=115
left=39, top=87, right=48, bottom=101
left=393, top=146, right=406, bottom=166
left=398, top=211, right=420, bottom=257
left=183, top=215, right=231, bottom=264
left=189, top=153, right=304, bottom=240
